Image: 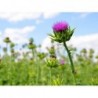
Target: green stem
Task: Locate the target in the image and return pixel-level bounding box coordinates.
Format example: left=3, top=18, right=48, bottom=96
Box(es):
left=36, top=64, right=40, bottom=85
left=32, top=49, right=34, bottom=58
left=6, top=43, right=8, bottom=54
left=49, top=67, right=52, bottom=85
left=63, top=42, right=77, bottom=84
left=63, top=41, right=75, bottom=74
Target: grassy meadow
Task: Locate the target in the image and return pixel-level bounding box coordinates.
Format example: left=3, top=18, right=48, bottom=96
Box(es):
left=0, top=37, right=98, bottom=85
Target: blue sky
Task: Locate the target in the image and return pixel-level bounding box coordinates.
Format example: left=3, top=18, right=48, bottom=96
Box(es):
left=0, top=12, right=98, bottom=53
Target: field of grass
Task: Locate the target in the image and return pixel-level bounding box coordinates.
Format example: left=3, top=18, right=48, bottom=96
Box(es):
left=0, top=38, right=98, bottom=85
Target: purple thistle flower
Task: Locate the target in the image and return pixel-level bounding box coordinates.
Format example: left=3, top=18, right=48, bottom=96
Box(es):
left=60, top=59, right=65, bottom=65
left=53, top=21, right=69, bottom=32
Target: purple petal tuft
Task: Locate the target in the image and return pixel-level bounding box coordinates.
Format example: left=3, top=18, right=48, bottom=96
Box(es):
left=53, top=21, right=68, bottom=32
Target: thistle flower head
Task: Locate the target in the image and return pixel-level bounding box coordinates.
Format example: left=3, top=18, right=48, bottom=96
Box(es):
left=60, top=59, right=65, bottom=65
left=53, top=21, right=68, bottom=32
left=46, top=58, right=58, bottom=68
left=50, top=21, right=75, bottom=43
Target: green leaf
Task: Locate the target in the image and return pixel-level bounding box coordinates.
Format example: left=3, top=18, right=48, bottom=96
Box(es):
left=66, top=28, right=75, bottom=41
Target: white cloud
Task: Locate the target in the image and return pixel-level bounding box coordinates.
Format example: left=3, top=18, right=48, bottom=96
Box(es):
left=41, top=33, right=98, bottom=53
left=41, top=36, right=52, bottom=52
left=43, top=12, right=59, bottom=19
left=0, top=13, right=42, bottom=22
left=36, top=19, right=42, bottom=24
left=0, top=31, right=2, bottom=36
left=79, top=13, right=90, bottom=18
left=0, top=12, right=59, bottom=22
left=69, top=33, right=98, bottom=51
left=0, top=26, right=35, bottom=46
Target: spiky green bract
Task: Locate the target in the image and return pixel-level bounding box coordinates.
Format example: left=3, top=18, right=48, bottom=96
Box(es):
left=49, top=27, right=75, bottom=43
